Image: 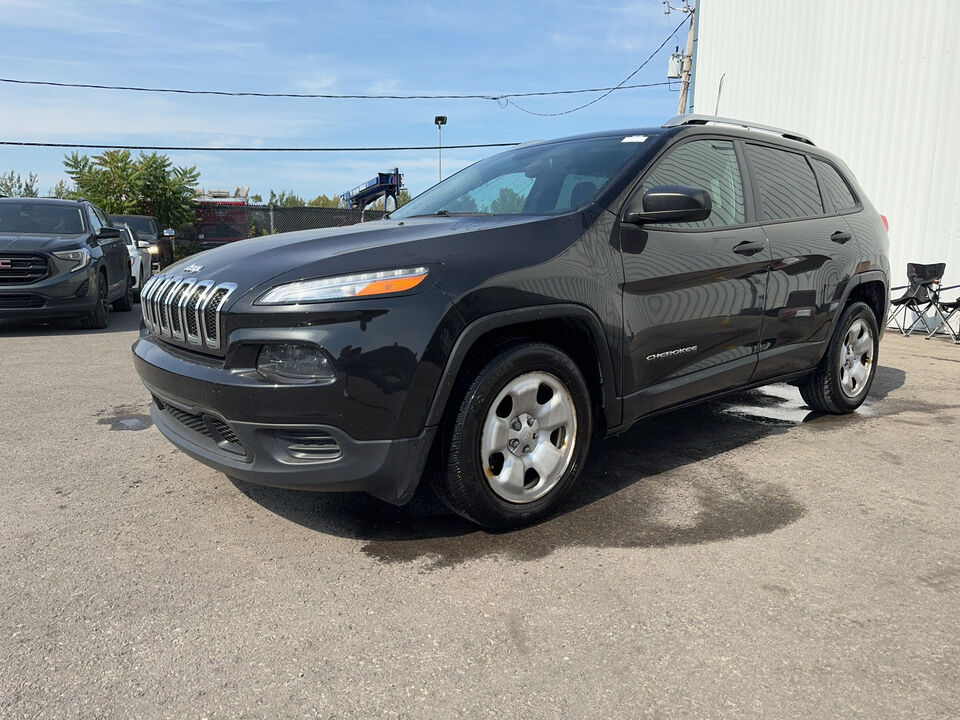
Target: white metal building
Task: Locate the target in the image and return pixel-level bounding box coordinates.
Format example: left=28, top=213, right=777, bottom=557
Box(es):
left=690, top=0, right=960, bottom=291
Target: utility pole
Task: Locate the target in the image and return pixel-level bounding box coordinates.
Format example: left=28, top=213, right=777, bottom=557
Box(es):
left=665, top=0, right=696, bottom=115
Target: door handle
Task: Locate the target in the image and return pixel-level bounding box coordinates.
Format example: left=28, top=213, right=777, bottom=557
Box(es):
left=732, top=240, right=766, bottom=256
left=831, top=231, right=852, bottom=244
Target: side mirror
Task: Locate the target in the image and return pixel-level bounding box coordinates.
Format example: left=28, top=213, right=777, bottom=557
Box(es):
left=137, top=240, right=152, bottom=249
left=96, top=227, right=121, bottom=239
left=163, top=228, right=175, bottom=237
left=623, top=185, right=712, bottom=224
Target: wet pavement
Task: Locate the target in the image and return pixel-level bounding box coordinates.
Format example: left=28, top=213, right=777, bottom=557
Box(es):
left=1, top=311, right=958, bottom=719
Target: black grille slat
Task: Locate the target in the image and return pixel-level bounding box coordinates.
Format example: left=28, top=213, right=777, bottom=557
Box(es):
left=160, top=403, right=246, bottom=456
left=168, top=283, right=188, bottom=333
left=0, top=255, right=49, bottom=285
left=203, top=289, right=228, bottom=342
left=185, top=290, right=201, bottom=336
left=0, top=293, right=45, bottom=308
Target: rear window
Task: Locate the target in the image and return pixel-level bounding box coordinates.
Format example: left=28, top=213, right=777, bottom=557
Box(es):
left=111, top=215, right=157, bottom=237
left=812, top=159, right=858, bottom=211
left=0, top=203, right=85, bottom=235
left=746, top=144, right=824, bottom=221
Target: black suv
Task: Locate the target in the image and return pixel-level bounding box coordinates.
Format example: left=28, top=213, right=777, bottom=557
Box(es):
left=1, top=197, right=133, bottom=328
left=133, top=115, right=889, bottom=528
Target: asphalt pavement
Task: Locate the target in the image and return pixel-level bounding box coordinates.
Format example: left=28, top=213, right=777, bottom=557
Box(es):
left=1, top=309, right=957, bottom=719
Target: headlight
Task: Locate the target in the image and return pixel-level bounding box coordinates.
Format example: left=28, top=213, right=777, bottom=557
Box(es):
left=256, top=344, right=336, bottom=382
left=147, top=245, right=159, bottom=255
left=257, top=267, right=429, bottom=305
left=52, top=248, right=91, bottom=273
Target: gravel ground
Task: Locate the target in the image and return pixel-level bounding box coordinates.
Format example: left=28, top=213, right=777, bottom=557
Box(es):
left=1, top=310, right=957, bottom=719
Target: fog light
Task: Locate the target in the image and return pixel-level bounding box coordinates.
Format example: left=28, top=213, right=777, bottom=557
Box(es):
left=256, top=344, right=335, bottom=382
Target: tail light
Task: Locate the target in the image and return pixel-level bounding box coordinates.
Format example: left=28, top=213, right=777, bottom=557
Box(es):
left=880, top=214, right=889, bottom=232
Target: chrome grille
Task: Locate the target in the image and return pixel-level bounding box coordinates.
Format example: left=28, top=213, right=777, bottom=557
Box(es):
left=140, top=274, right=237, bottom=351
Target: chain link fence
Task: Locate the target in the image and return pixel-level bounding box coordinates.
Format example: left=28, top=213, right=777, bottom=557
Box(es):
left=173, top=204, right=387, bottom=260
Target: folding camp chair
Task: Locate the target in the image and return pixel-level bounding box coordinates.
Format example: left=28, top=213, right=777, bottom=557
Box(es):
left=888, top=263, right=945, bottom=336
left=925, top=285, right=960, bottom=343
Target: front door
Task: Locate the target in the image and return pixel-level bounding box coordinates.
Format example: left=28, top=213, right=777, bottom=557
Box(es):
left=619, top=137, right=769, bottom=423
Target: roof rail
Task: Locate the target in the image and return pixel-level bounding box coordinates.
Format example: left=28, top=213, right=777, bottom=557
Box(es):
left=662, top=114, right=815, bottom=146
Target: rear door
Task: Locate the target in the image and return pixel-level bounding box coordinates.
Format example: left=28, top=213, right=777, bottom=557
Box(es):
left=744, top=143, right=863, bottom=379
left=619, top=137, right=770, bottom=422
left=90, top=206, right=125, bottom=297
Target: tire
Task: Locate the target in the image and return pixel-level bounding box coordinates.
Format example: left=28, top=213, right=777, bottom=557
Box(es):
left=112, top=277, right=133, bottom=312
left=434, top=342, right=593, bottom=529
left=80, top=272, right=109, bottom=330
left=799, top=301, right=879, bottom=414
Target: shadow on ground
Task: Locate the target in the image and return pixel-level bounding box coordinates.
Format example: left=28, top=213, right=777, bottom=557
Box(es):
left=231, top=366, right=914, bottom=568
left=0, top=305, right=142, bottom=337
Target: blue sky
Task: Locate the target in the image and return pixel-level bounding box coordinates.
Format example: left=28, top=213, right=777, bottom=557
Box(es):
left=0, top=0, right=687, bottom=200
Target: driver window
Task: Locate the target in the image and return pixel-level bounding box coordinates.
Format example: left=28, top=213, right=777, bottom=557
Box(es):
left=640, top=139, right=745, bottom=229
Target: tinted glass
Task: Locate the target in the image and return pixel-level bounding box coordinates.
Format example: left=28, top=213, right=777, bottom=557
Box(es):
left=0, top=203, right=85, bottom=234
left=111, top=215, right=157, bottom=236
left=87, top=208, right=103, bottom=231
left=640, top=139, right=745, bottom=229
left=747, top=144, right=824, bottom=221
left=390, top=136, right=648, bottom=218
left=812, top=159, right=857, bottom=211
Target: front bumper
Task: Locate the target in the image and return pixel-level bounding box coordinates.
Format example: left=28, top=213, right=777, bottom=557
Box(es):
left=134, top=336, right=437, bottom=505
left=0, top=268, right=97, bottom=319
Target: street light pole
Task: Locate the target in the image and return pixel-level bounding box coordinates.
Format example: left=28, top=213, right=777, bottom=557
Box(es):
left=434, top=115, right=447, bottom=183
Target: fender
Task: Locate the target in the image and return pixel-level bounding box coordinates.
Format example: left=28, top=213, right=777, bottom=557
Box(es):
left=425, top=303, right=621, bottom=431
left=814, top=269, right=889, bottom=364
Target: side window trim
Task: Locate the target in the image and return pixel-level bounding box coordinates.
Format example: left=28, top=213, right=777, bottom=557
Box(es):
left=631, top=135, right=749, bottom=231
left=810, top=156, right=861, bottom=213
left=742, top=140, right=829, bottom=224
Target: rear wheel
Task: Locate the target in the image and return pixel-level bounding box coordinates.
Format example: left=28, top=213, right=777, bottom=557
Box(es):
left=434, top=342, right=592, bottom=529
left=799, top=301, right=878, bottom=414
left=80, top=273, right=109, bottom=330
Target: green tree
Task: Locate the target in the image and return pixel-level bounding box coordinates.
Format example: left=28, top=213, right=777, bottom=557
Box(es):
left=446, top=193, right=478, bottom=213
left=307, top=193, right=344, bottom=208
left=249, top=193, right=263, bottom=204
left=62, top=150, right=200, bottom=228
left=267, top=189, right=305, bottom=207
left=395, top=188, right=412, bottom=207
left=489, top=187, right=524, bottom=214
left=0, top=170, right=39, bottom=197
left=49, top=179, right=71, bottom=198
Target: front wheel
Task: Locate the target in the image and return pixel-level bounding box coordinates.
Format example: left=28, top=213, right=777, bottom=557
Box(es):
left=434, top=342, right=593, bottom=529
left=79, top=273, right=109, bottom=330
left=799, top=301, right=879, bottom=414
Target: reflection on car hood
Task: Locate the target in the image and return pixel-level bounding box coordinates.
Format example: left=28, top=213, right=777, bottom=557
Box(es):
left=0, top=233, right=88, bottom=252
left=162, top=215, right=547, bottom=288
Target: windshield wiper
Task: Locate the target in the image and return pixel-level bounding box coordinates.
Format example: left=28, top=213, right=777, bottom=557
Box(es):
left=435, top=209, right=449, bottom=216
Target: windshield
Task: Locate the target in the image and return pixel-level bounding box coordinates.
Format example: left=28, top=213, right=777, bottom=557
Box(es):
left=390, top=135, right=648, bottom=219
left=0, top=203, right=85, bottom=234
left=111, top=215, right=157, bottom=237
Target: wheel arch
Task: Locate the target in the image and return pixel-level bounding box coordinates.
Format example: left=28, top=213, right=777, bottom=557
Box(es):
left=425, top=304, right=620, bottom=434
left=814, top=270, right=888, bottom=364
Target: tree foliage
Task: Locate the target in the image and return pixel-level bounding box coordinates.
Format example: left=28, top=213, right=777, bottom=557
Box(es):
left=267, top=189, right=306, bottom=207
left=62, top=150, right=200, bottom=228
left=489, top=187, right=525, bottom=214
left=308, top=193, right=344, bottom=208
left=0, top=170, right=39, bottom=197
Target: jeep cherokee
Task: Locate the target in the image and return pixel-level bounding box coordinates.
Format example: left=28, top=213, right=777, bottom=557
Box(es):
left=132, top=115, right=890, bottom=528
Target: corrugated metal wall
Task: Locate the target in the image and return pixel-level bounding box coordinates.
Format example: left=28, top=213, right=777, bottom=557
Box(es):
left=692, top=0, right=960, bottom=289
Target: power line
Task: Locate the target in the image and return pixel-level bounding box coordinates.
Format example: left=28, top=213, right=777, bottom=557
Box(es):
left=508, top=15, right=688, bottom=117
left=0, top=76, right=669, bottom=101
left=0, top=140, right=522, bottom=152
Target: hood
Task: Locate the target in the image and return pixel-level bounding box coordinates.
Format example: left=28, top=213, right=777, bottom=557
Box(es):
left=163, top=215, right=548, bottom=290
left=0, top=233, right=90, bottom=253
